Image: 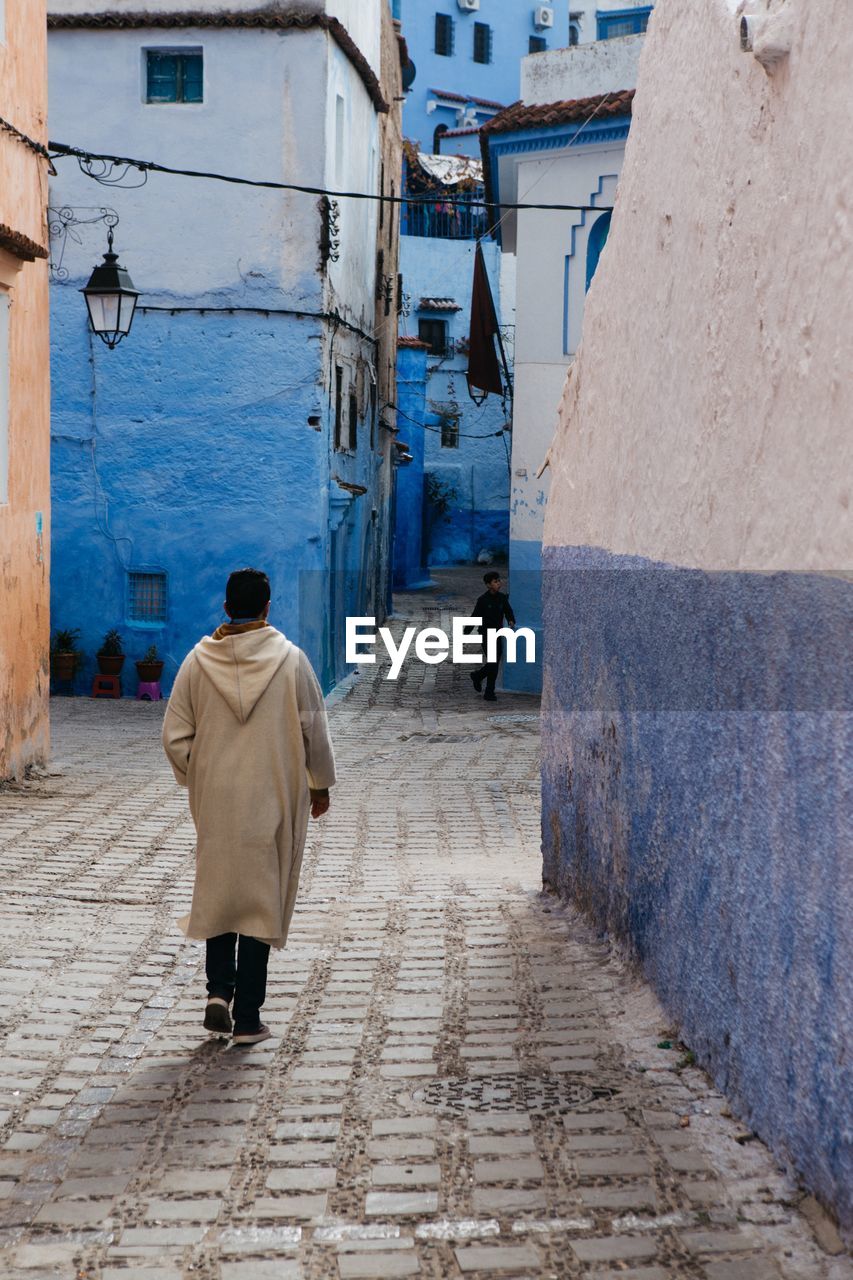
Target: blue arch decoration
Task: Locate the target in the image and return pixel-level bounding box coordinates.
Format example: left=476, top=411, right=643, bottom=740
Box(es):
left=586, top=210, right=612, bottom=292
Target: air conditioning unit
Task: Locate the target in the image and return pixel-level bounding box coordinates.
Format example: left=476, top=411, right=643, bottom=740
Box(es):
left=534, top=5, right=554, bottom=29
left=458, top=0, right=480, bottom=11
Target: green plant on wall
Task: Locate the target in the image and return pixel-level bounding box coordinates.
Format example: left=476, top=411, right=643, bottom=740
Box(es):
left=425, top=473, right=458, bottom=520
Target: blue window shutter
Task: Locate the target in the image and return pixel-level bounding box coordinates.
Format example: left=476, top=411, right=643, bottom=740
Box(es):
left=181, top=53, right=203, bottom=102
left=147, top=52, right=179, bottom=102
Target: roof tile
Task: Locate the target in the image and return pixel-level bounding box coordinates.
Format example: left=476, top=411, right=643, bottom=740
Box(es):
left=481, top=89, right=634, bottom=136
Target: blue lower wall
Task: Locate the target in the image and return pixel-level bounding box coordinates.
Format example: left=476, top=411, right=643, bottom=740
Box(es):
left=427, top=508, right=509, bottom=566
left=393, top=346, right=433, bottom=592
left=502, top=537, right=543, bottom=692
left=541, top=543, right=852, bottom=1230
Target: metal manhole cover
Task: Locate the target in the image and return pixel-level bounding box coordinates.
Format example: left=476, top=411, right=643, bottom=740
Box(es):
left=487, top=714, right=540, bottom=726
left=414, top=1074, right=613, bottom=1116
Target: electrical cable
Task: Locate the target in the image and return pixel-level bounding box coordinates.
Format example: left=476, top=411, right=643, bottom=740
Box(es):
left=0, top=114, right=50, bottom=159
left=388, top=401, right=507, bottom=441
left=47, top=138, right=613, bottom=214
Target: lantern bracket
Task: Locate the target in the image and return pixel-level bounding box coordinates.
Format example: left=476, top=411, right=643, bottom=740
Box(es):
left=48, top=206, right=119, bottom=282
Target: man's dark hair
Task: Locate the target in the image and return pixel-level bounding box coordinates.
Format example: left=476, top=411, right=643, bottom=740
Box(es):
left=226, top=568, right=271, bottom=618
left=483, top=570, right=501, bottom=585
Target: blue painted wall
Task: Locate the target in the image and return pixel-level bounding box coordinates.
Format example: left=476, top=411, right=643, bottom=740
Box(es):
left=399, top=0, right=570, bottom=155
left=541, top=542, right=853, bottom=1229
left=503, top=537, right=542, bottom=692
left=392, top=343, right=432, bottom=591
left=400, top=235, right=510, bottom=567
left=50, top=290, right=382, bottom=695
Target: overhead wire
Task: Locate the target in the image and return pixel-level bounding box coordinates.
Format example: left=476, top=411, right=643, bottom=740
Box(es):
left=46, top=137, right=613, bottom=214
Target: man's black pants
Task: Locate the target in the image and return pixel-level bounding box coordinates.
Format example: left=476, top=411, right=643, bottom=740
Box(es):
left=206, top=933, right=270, bottom=1033
left=473, top=636, right=505, bottom=695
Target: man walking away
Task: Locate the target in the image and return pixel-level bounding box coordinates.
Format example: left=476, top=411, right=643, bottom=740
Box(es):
left=469, top=570, right=516, bottom=702
left=162, top=568, right=335, bottom=1045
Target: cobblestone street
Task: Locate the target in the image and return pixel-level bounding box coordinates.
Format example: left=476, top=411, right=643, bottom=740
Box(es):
left=0, top=572, right=847, bottom=1280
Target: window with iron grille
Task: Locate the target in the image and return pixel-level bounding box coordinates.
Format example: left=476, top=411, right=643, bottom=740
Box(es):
left=529, top=35, right=547, bottom=53
left=127, top=570, right=168, bottom=625
left=569, top=20, right=581, bottom=44
left=473, top=22, right=493, bottom=64
left=418, top=318, right=448, bottom=356
left=597, top=7, right=651, bottom=39
left=145, top=49, right=203, bottom=103
left=435, top=13, right=454, bottom=56
left=440, top=417, right=459, bottom=449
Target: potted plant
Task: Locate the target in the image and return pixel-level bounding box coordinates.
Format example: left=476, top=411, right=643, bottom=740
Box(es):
left=51, top=628, right=81, bottom=683
left=96, top=629, right=125, bottom=675
left=136, top=644, right=164, bottom=683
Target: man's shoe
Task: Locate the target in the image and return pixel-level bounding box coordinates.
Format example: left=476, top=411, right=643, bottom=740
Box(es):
left=470, top=673, right=483, bottom=693
left=203, top=997, right=232, bottom=1036
left=483, top=691, right=497, bottom=702
left=232, top=1023, right=272, bottom=1046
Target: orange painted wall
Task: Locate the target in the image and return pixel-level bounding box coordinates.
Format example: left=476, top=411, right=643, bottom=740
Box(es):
left=0, top=0, right=51, bottom=779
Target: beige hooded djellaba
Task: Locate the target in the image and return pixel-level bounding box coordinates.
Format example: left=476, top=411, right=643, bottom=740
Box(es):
left=162, top=623, right=336, bottom=949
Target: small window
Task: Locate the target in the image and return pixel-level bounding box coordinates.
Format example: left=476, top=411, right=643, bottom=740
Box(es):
left=145, top=49, right=203, bottom=103
left=334, top=365, right=344, bottom=449
left=435, top=13, right=454, bottom=56
left=529, top=35, right=547, bottom=53
left=440, top=417, right=459, bottom=449
left=569, top=20, right=581, bottom=44
left=418, top=318, right=448, bottom=356
left=348, top=390, right=358, bottom=451
left=127, top=570, right=168, bottom=624
left=597, top=7, right=652, bottom=40
left=473, top=22, right=492, bottom=64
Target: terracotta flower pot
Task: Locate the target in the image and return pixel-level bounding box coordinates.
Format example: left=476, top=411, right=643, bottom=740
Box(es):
left=97, top=654, right=125, bottom=675
left=136, top=661, right=164, bottom=683
left=51, top=652, right=79, bottom=682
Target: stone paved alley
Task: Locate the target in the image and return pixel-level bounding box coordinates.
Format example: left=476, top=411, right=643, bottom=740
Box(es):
left=0, top=572, right=848, bottom=1280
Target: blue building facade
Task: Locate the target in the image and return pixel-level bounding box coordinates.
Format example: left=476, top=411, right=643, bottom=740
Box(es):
left=400, top=233, right=509, bottom=567
left=392, top=340, right=432, bottom=591
left=400, top=0, right=572, bottom=156
left=48, top=8, right=402, bottom=695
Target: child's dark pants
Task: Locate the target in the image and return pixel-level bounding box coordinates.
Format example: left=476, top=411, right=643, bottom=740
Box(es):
left=206, top=933, right=270, bottom=1033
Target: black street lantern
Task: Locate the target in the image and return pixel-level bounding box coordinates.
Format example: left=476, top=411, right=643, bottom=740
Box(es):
left=80, top=226, right=139, bottom=349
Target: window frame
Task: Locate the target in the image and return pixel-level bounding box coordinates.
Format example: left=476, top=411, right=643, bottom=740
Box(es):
left=334, top=364, right=345, bottom=450
left=440, top=417, right=460, bottom=449
left=418, top=317, right=449, bottom=357
left=144, top=46, right=204, bottom=104
left=473, top=21, right=493, bottom=65
left=596, top=7, right=652, bottom=40
left=435, top=12, right=455, bottom=57
left=126, top=568, right=169, bottom=628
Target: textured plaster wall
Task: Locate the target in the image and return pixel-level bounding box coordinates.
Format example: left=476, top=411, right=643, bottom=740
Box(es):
left=542, top=0, right=852, bottom=1229
left=400, top=235, right=509, bottom=566
left=0, top=2, right=51, bottom=780
left=521, top=32, right=643, bottom=105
